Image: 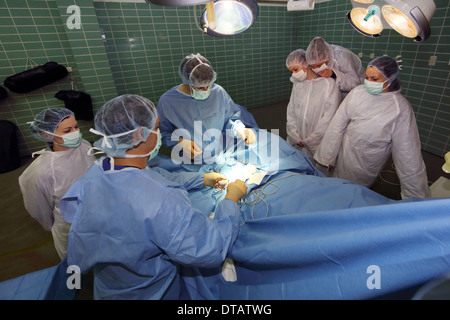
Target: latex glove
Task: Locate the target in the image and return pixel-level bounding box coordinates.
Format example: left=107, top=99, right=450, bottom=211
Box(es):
left=178, top=138, right=202, bottom=159
left=225, top=179, right=247, bottom=203
left=204, top=172, right=228, bottom=187
left=236, top=128, right=256, bottom=145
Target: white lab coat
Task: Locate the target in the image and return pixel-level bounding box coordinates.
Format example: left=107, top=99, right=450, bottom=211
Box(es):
left=329, top=45, right=365, bottom=98
left=18, top=139, right=96, bottom=258
left=286, top=76, right=341, bottom=162
left=314, top=85, right=431, bottom=199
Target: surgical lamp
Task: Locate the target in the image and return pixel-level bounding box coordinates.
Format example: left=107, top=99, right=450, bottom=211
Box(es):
left=146, top=0, right=259, bottom=37
left=347, top=0, right=436, bottom=42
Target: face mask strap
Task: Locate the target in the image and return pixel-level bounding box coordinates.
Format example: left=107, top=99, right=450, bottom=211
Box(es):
left=123, top=129, right=160, bottom=158
left=87, top=146, right=106, bottom=156
left=89, top=128, right=138, bottom=149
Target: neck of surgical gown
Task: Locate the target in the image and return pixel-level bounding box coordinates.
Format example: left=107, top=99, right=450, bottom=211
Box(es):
left=157, top=84, right=245, bottom=163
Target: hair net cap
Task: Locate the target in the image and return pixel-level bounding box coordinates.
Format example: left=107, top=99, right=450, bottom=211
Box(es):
left=286, top=49, right=308, bottom=68
left=92, top=94, right=157, bottom=158
left=29, top=108, right=75, bottom=142
left=306, top=37, right=333, bottom=65
left=178, top=53, right=217, bottom=87
left=368, top=56, right=400, bottom=85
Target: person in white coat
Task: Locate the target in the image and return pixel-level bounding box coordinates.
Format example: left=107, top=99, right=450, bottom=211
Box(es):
left=18, top=108, right=96, bottom=259
left=314, top=56, right=431, bottom=199
left=306, top=37, right=365, bottom=99
left=285, top=49, right=341, bottom=168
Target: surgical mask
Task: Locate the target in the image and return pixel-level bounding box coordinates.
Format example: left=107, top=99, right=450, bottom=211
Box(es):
left=312, top=63, right=329, bottom=74
left=191, top=86, right=211, bottom=100
left=124, top=129, right=161, bottom=159
left=364, top=79, right=389, bottom=95
left=292, top=70, right=307, bottom=82
left=51, top=130, right=82, bottom=148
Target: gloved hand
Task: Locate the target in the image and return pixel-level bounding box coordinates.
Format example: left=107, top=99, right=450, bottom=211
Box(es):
left=204, top=172, right=228, bottom=187
left=236, top=127, right=256, bottom=145
left=225, top=179, right=247, bottom=203
left=178, top=138, right=202, bottom=159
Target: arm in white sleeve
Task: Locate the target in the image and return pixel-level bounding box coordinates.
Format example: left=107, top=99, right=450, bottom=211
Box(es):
left=18, top=166, right=54, bottom=231
left=302, top=81, right=341, bottom=151
left=286, top=89, right=302, bottom=145
left=391, top=100, right=431, bottom=199
left=314, top=95, right=351, bottom=167
left=332, top=48, right=365, bottom=92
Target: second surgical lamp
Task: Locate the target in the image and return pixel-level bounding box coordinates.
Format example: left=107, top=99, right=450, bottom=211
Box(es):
left=347, top=0, right=436, bottom=42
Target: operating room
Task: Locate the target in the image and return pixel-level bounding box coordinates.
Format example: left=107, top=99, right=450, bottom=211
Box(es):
left=1, top=0, right=450, bottom=300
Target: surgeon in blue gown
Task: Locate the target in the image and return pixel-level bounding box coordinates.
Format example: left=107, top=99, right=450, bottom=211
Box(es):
left=59, top=94, right=248, bottom=300
left=157, top=53, right=258, bottom=165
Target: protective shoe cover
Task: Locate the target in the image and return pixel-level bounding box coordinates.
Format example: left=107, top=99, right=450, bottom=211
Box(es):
left=286, top=76, right=341, bottom=162
left=18, top=140, right=95, bottom=258
left=60, top=158, right=240, bottom=300
left=314, top=85, right=430, bottom=199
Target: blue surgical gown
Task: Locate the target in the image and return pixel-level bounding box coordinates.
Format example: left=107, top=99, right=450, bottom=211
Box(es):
left=157, top=84, right=245, bottom=151
left=60, top=157, right=240, bottom=300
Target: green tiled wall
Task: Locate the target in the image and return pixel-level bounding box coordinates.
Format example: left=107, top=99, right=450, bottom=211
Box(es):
left=94, top=1, right=298, bottom=108
left=0, top=0, right=448, bottom=158
left=0, top=0, right=117, bottom=157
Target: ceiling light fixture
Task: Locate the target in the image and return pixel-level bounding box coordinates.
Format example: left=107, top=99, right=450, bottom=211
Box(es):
left=200, top=0, right=259, bottom=37
left=146, top=0, right=259, bottom=37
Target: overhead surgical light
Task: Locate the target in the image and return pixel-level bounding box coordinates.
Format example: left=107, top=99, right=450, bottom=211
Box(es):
left=146, top=0, right=259, bottom=37
left=200, top=0, right=259, bottom=37
left=347, top=0, right=436, bottom=42
left=348, top=5, right=383, bottom=37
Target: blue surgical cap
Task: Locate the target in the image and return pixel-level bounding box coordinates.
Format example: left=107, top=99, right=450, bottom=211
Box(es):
left=29, top=108, right=75, bottom=142
left=368, top=56, right=400, bottom=85
left=286, top=49, right=308, bottom=68
left=178, top=53, right=217, bottom=88
left=92, top=94, right=158, bottom=158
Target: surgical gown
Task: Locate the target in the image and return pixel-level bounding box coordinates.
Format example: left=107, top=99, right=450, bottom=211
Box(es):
left=286, top=77, right=341, bottom=162
left=18, top=140, right=95, bottom=259
left=328, top=45, right=365, bottom=97
left=314, top=85, right=431, bottom=199
left=60, top=157, right=240, bottom=300
left=157, top=84, right=250, bottom=163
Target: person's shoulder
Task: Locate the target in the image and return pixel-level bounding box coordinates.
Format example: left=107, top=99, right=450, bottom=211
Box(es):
left=347, top=84, right=365, bottom=96
left=212, top=84, right=232, bottom=100
left=24, top=152, right=52, bottom=172
left=392, top=91, right=412, bottom=110
left=18, top=154, right=52, bottom=187
left=159, top=85, right=182, bottom=99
